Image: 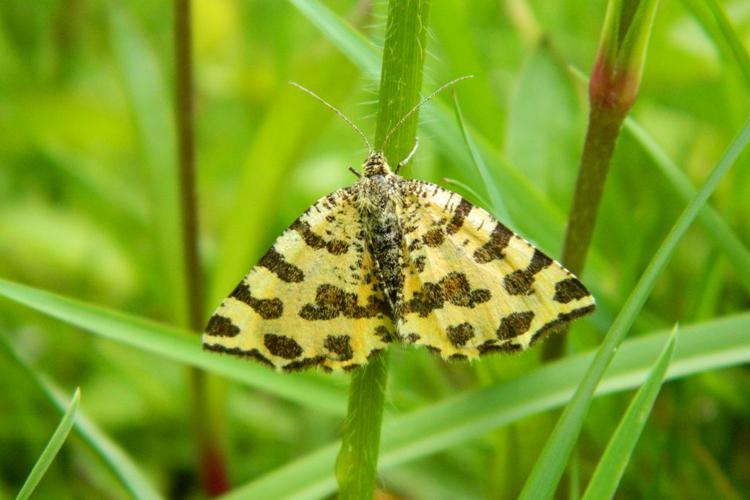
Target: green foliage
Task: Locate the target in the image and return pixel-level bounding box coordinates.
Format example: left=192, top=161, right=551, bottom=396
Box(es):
left=17, top=388, right=80, bottom=500
left=0, top=1, right=748, bottom=498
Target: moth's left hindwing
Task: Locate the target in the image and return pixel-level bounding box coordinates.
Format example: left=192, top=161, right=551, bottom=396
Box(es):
left=203, top=188, right=394, bottom=372
left=395, top=180, right=595, bottom=361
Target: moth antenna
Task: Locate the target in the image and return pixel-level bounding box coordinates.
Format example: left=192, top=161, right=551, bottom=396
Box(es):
left=381, top=75, right=474, bottom=151
left=289, top=81, right=372, bottom=153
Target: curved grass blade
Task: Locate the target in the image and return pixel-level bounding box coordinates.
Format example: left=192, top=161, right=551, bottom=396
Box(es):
left=222, top=312, right=750, bottom=499
left=17, top=388, right=81, bottom=500
left=0, top=279, right=346, bottom=414
left=452, top=92, right=513, bottom=224
left=582, top=328, right=677, bottom=499
left=519, top=116, right=750, bottom=499
left=289, top=0, right=379, bottom=81
left=0, top=337, right=161, bottom=500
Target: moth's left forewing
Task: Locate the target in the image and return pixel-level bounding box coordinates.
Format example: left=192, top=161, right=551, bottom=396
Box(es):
left=396, top=180, right=595, bottom=360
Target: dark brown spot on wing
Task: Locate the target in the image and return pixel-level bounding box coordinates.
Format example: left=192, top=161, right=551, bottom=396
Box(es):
left=264, top=334, right=303, bottom=359
left=503, top=270, right=535, bottom=295
left=448, top=353, right=469, bottom=362
left=503, top=249, right=554, bottom=296
left=403, top=272, right=491, bottom=318
left=445, top=198, right=473, bottom=234
left=299, top=284, right=389, bottom=320
left=554, top=278, right=590, bottom=303
left=497, top=311, right=535, bottom=340
left=205, top=315, right=239, bottom=337
left=527, top=249, right=553, bottom=274
left=374, top=325, right=394, bottom=343
left=230, top=283, right=283, bottom=319
left=283, top=355, right=326, bottom=372
left=258, top=247, right=304, bottom=283
left=422, top=228, right=445, bottom=247
left=324, top=335, right=354, bottom=361
left=478, top=340, right=522, bottom=355
left=327, top=239, right=349, bottom=255
left=291, top=219, right=349, bottom=255
left=446, top=322, right=475, bottom=347
left=203, top=343, right=274, bottom=367
left=474, top=223, right=513, bottom=263
left=530, top=304, right=596, bottom=345
left=405, top=333, right=420, bottom=343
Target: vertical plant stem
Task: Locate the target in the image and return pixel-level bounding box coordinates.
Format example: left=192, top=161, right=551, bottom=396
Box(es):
left=336, top=1, right=431, bottom=498
left=542, top=104, right=626, bottom=361
left=543, top=0, right=660, bottom=360
left=174, top=0, right=229, bottom=495
left=561, top=105, right=626, bottom=276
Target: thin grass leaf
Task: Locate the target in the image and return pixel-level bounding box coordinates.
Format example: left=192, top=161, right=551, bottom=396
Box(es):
left=452, top=92, right=513, bottom=224
left=0, top=278, right=346, bottom=414
left=107, top=4, right=187, bottom=325
left=441, top=177, right=492, bottom=209
left=288, top=0, right=379, bottom=81
left=223, top=312, right=750, bottom=499
left=17, top=388, right=81, bottom=500
left=682, top=0, right=750, bottom=88
left=704, top=0, right=750, bottom=86
left=0, top=337, right=161, bottom=500
left=519, top=116, right=750, bottom=499
left=582, top=327, right=677, bottom=499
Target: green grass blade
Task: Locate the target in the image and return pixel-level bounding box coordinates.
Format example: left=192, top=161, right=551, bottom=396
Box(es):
left=622, top=118, right=750, bottom=291
left=107, top=4, right=187, bottom=325
left=0, top=337, right=162, bottom=500
left=16, top=388, right=81, bottom=500
left=582, top=328, right=677, bottom=500
left=288, top=0, right=379, bottom=80
left=519, top=116, right=750, bottom=499
left=452, top=92, right=513, bottom=224
left=0, top=278, right=346, bottom=414
left=223, top=312, right=750, bottom=499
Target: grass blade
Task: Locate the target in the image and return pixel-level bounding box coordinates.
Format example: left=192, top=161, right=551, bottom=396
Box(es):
left=582, top=328, right=677, bottom=499
left=0, top=337, right=161, bottom=500
left=519, top=116, right=750, bottom=499
left=17, top=388, right=81, bottom=500
left=0, top=278, right=346, bottom=414
left=452, top=92, right=513, bottom=224
left=223, top=312, right=750, bottom=499
left=289, top=0, right=379, bottom=81
left=107, top=3, right=187, bottom=325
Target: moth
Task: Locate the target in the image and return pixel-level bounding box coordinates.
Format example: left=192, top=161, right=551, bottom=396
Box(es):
left=203, top=80, right=595, bottom=372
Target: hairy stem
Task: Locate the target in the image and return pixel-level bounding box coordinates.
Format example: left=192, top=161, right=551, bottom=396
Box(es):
left=336, top=1, right=431, bottom=498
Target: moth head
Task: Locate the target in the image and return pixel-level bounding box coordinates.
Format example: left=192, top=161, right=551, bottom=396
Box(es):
left=362, top=152, right=392, bottom=177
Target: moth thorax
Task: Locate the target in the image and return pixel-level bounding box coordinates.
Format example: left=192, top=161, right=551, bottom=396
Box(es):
left=362, top=152, right=393, bottom=177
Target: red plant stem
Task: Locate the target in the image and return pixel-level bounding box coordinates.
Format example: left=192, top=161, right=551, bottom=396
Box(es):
left=174, top=0, right=229, bottom=494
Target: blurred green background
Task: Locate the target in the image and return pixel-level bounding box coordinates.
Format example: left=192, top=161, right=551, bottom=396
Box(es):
left=1, top=0, right=749, bottom=498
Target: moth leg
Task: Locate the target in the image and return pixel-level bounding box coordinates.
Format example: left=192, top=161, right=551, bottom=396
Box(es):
left=348, top=166, right=361, bottom=178
left=395, top=137, right=419, bottom=174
